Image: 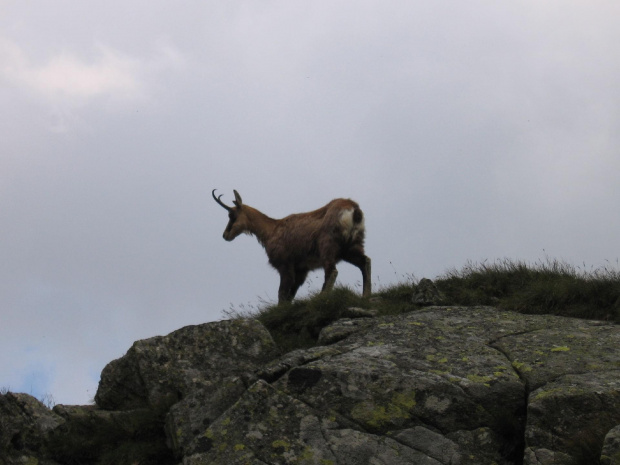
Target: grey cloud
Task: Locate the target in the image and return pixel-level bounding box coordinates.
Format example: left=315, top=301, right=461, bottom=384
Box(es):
left=1, top=1, right=618, bottom=404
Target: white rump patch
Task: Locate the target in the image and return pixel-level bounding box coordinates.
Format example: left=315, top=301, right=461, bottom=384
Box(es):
left=339, top=209, right=365, bottom=240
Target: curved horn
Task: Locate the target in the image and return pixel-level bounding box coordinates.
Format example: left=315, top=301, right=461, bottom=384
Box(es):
left=212, top=189, right=233, bottom=211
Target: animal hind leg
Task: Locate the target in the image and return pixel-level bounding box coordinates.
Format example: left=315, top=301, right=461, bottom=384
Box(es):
left=343, top=249, right=372, bottom=297
left=362, top=256, right=371, bottom=297
left=322, top=264, right=338, bottom=293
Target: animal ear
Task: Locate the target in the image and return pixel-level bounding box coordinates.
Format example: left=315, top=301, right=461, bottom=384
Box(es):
left=233, top=190, right=243, bottom=207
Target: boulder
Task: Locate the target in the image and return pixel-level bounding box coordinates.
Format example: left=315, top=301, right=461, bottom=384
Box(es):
left=95, top=318, right=279, bottom=410
left=183, top=380, right=443, bottom=465
left=601, top=425, right=620, bottom=465
left=94, top=318, right=279, bottom=459
left=491, top=317, right=620, bottom=462
left=412, top=278, right=446, bottom=306
left=166, top=376, right=248, bottom=457
left=316, top=317, right=370, bottom=345
left=0, top=392, right=64, bottom=465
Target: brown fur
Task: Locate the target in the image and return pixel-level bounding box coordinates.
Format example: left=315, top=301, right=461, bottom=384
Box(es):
left=213, top=190, right=372, bottom=303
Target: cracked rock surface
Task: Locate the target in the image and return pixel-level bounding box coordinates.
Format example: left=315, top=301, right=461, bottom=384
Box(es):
left=185, top=306, right=620, bottom=464
left=3, top=306, right=619, bottom=464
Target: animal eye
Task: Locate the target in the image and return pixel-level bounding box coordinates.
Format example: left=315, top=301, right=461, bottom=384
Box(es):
left=228, top=212, right=236, bottom=220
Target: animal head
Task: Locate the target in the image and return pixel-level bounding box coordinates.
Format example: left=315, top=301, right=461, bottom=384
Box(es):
left=212, top=189, right=250, bottom=241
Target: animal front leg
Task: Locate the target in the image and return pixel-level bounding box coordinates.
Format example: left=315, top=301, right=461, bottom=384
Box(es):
left=290, top=269, right=309, bottom=300
left=278, top=269, right=295, bottom=303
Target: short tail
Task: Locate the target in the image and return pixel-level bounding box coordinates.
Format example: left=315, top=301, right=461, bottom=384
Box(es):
left=353, top=207, right=364, bottom=225
left=340, top=208, right=365, bottom=243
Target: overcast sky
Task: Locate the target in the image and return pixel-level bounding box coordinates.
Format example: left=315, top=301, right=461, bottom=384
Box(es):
left=1, top=1, right=619, bottom=405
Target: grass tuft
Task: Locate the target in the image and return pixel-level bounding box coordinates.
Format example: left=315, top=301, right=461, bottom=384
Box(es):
left=225, top=257, right=619, bottom=354
left=436, top=258, right=620, bottom=322
left=255, top=287, right=370, bottom=352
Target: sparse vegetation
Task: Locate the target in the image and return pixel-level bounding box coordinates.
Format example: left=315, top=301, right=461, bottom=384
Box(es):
left=1, top=387, right=56, bottom=409
left=39, top=392, right=56, bottom=409
left=256, top=287, right=371, bottom=352
left=233, top=258, right=620, bottom=353
left=437, top=258, right=620, bottom=322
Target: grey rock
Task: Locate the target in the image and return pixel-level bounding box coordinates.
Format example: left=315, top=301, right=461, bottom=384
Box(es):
left=317, top=317, right=372, bottom=345
left=447, top=428, right=506, bottom=465
left=601, top=425, right=620, bottom=465
left=95, top=318, right=279, bottom=410
left=270, top=306, right=620, bottom=464
left=183, top=379, right=441, bottom=465
left=0, top=392, right=64, bottom=465
left=412, top=278, right=446, bottom=306
left=523, top=447, right=574, bottom=465
left=271, top=307, right=526, bottom=463
left=395, top=426, right=461, bottom=464
left=492, top=317, right=620, bottom=460
left=94, top=318, right=279, bottom=460
left=166, top=377, right=247, bottom=457
left=491, top=318, right=620, bottom=390
left=525, top=371, right=620, bottom=458
left=257, top=345, right=350, bottom=383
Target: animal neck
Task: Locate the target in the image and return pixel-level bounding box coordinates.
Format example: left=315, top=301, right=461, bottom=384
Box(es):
left=244, top=206, right=278, bottom=246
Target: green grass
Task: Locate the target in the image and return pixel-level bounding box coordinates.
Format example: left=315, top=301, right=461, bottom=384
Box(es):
left=233, top=258, right=620, bottom=354
left=255, top=287, right=373, bottom=352
left=436, top=258, right=620, bottom=321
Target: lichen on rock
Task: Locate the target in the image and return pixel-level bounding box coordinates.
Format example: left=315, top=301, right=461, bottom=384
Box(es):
left=3, top=306, right=620, bottom=464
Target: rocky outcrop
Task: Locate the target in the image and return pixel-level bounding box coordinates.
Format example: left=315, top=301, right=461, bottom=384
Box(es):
left=95, top=318, right=280, bottom=459
left=602, top=425, right=620, bottom=465
left=2, top=305, right=619, bottom=464
left=183, top=306, right=620, bottom=464
left=0, top=392, right=64, bottom=465
left=95, top=318, right=279, bottom=410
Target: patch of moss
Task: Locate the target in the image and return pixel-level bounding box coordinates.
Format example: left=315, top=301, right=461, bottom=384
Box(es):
left=532, top=386, right=586, bottom=402
left=271, top=439, right=291, bottom=452
left=511, top=360, right=532, bottom=373
left=550, top=346, right=570, bottom=352
left=350, top=391, right=416, bottom=431
left=467, top=374, right=494, bottom=384
left=392, top=391, right=417, bottom=409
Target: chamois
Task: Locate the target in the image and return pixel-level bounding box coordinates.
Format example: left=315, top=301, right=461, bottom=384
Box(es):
left=213, top=189, right=372, bottom=303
